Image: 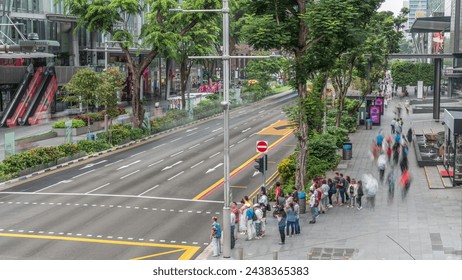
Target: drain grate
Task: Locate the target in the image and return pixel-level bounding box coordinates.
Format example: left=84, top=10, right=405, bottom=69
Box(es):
left=308, top=247, right=358, bottom=260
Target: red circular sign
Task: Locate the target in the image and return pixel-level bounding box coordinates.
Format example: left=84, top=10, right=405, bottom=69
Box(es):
left=256, top=141, right=268, bottom=153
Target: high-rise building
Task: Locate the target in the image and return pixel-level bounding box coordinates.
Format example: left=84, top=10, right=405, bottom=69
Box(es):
left=408, top=0, right=429, bottom=28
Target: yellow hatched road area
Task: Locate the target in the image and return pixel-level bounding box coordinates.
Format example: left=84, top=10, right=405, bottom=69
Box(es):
left=257, top=120, right=295, bottom=135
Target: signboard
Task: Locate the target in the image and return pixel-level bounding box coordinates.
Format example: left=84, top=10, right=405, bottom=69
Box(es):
left=4, top=132, right=15, bottom=158
left=256, top=141, right=268, bottom=153
left=370, top=105, right=381, bottom=125
left=375, top=97, right=384, bottom=115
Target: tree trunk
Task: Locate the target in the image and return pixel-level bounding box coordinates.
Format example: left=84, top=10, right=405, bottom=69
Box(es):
left=132, top=71, right=144, bottom=128
left=295, top=82, right=308, bottom=192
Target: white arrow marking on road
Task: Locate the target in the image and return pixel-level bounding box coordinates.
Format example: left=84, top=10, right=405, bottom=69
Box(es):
left=186, top=128, right=198, bottom=132
left=79, top=160, right=108, bottom=170
left=206, top=163, right=224, bottom=174
left=117, top=160, right=141, bottom=170
left=242, top=128, right=251, bottom=133
left=161, top=161, right=183, bottom=171
left=253, top=170, right=260, bottom=177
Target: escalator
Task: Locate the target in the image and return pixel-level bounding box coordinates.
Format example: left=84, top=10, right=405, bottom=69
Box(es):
left=20, top=63, right=56, bottom=126
left=0, top=64, right=34, bottom=127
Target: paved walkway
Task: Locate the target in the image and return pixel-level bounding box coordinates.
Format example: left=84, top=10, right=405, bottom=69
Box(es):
left=199, top=96, right=462, bottom=260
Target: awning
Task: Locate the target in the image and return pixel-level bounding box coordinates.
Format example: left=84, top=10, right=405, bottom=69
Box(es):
left=0, top=52, right=56, bottom=58
left=410, top=16, right=451, bottom=33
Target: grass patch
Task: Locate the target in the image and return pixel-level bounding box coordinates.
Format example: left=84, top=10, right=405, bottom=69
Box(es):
left=271, top=86, right=292, bottom=94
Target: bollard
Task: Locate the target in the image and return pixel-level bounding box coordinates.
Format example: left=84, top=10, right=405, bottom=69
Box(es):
left=273, top=250, right=278, bottom=260
left=237, top=248, right=244, bottom=260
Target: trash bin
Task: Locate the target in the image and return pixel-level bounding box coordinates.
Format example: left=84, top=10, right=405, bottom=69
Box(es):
left=87, top=133, right=95, bottom=140
left=298, top=192, right=306, bottom=213
left=342, top=142, right=352, bottom=160
left=366, top=119, right=372, bottom=130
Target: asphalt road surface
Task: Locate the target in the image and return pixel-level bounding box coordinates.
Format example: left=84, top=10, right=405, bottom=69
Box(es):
left=0, top=92, right=297, bottom=260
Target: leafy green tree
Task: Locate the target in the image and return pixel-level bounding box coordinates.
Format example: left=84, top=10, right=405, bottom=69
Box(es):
left=63, top=68, right=102, bottom=130
left=241, top=0, right=383, bottom=190
left=99, top=67, right=125, bottom=118
left=63, top=0, right=221, bottom=128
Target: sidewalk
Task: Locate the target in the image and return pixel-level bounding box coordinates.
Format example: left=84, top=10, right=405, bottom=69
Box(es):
left=199, top=96, right=462, bottom=260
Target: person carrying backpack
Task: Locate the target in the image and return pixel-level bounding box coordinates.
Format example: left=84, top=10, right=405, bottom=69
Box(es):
left=210, top=216, right=222, bottom=257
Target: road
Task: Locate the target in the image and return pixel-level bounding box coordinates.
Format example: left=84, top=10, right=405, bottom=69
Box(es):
left=0, top=92, right=297, bottom=260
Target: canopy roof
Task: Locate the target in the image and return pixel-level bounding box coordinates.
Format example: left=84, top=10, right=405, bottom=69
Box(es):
left=410, top=16, right=451, bottom=33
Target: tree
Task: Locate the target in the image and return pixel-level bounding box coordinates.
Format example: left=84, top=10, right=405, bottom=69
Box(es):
left=63, top=0, right=221, bottom=128
left=63, top=68, right=101, bottom=130
left=241, top=0, right=383, bottom=190
left=99, top=67, right=125, bottom=118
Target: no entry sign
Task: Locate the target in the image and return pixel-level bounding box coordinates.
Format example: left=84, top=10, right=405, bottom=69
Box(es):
left=256, top=141, right=268, bottom=153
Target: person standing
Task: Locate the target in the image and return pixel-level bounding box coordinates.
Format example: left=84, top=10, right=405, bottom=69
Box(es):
left=338, top=173, right=346, bottom=206
left=390, top=118, right=396, bottom=134
left=294, top=200, right=301, bottom=234
left=356, top=180, right=364, bottom=210
left=259, top=203, right=267, bottom=237
left=309, top=189, right=317, bottom=224
left=285, top=202, right=296, bottom=237
left=276, top=208, right=287, bottom=245
left=275, top=182, right=285, bottom=207
left=347, top=178, right=358, bottom=208
left=327, top=178, right=335, bottom=207
left=231, top=202, right=239, bottom=240
left=321, top=179, right=330, bottom=211
left=230, top=210, right=236, bottom=249
left=245, top=204, right=255, bottom=241
left=254, top=204, right=263, bottom=239
left=210, top=216, right=222, bottom=257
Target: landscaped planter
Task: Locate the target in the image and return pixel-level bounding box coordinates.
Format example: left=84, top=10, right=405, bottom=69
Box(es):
left=53, top=122, right=104, bottom=136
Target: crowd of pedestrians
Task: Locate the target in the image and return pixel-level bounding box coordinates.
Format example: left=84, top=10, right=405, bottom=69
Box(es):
left=209, top=98, right=415, bottom=253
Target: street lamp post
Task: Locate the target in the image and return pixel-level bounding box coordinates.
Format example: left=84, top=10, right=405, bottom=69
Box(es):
left=171, top=1, right=279, bottom=258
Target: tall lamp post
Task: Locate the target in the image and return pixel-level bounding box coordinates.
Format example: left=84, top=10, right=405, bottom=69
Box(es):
left=171, top=1, right=278, bottom=258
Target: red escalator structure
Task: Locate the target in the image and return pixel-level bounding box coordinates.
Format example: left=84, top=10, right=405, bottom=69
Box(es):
left=4, top=63, right=57, bottom=127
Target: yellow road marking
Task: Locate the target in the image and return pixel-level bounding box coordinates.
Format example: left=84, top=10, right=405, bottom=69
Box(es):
left=257, top=120, right=295, bottom=135
left=0, top=233, right=200, bottom=260
left=132, top=249, right=186, bottom=260
left=192, top=129, right=294, bottom=200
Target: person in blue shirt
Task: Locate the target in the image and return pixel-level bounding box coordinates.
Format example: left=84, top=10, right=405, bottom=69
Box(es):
left=276, top=208, right=287, bottom=245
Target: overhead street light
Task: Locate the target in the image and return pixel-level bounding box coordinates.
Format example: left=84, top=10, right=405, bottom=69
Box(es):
left=171, top=1, right=277, bottom=258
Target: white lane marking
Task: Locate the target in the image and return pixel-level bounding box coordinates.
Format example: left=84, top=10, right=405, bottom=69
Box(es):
left=120, top=170, right=140, bottom=179
left=249, top=133, right=256, bottom=138
left=186, top=128, right=198, bottom=132
left=80, top=160, right=108, bottom=170
left=189, top=143, right=200, bottom=149
left=212, top=127, right=222, bottom=132
left=161, top=161, right=182, bottom=171
left=1, top=191, right=223, bottom=203
left=244, top=122, right=248, bottom=125
left=130, top=151, right=147, bottom=158
left=209, top=152, right=220, bottom=158
left=117, top=160, right=141, bottom=170
left=170, top=137, right=182, bottom=143
left=138, top=185, right=159, bottom=196
left=152, top=143, right=166, bottom=150
left=217, top=133, right=224, bottom=137
left=167, top=171, right=184, bottom=181
left=170, top=151, right=184, bottom=157
left=186, top=132, right=198, bottom=137
left=85, top=183, right=110, bottom=194
left=204, top=127, right=210, bottom=130
left=206, top=163, right=224, bottom=174
left=204, top=137, right=214, bottom=143
left=242, top=128, right=251, bottom=133
left=237, top=138, right=247, bottom=144
left=34, top=181, right=64, bottom=193
left=191, top=160, right=204, bottom=169
left=216, top=123, right=220, bottom=126
left=230, top=144, right=235, bottom=148
left=105, top=159, right=123, bottom=167
left=72, top=169, right=95, bottom=179
left=148, top=159, right=164, bottom=167
left=259, top=110, right=265, bottom=114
